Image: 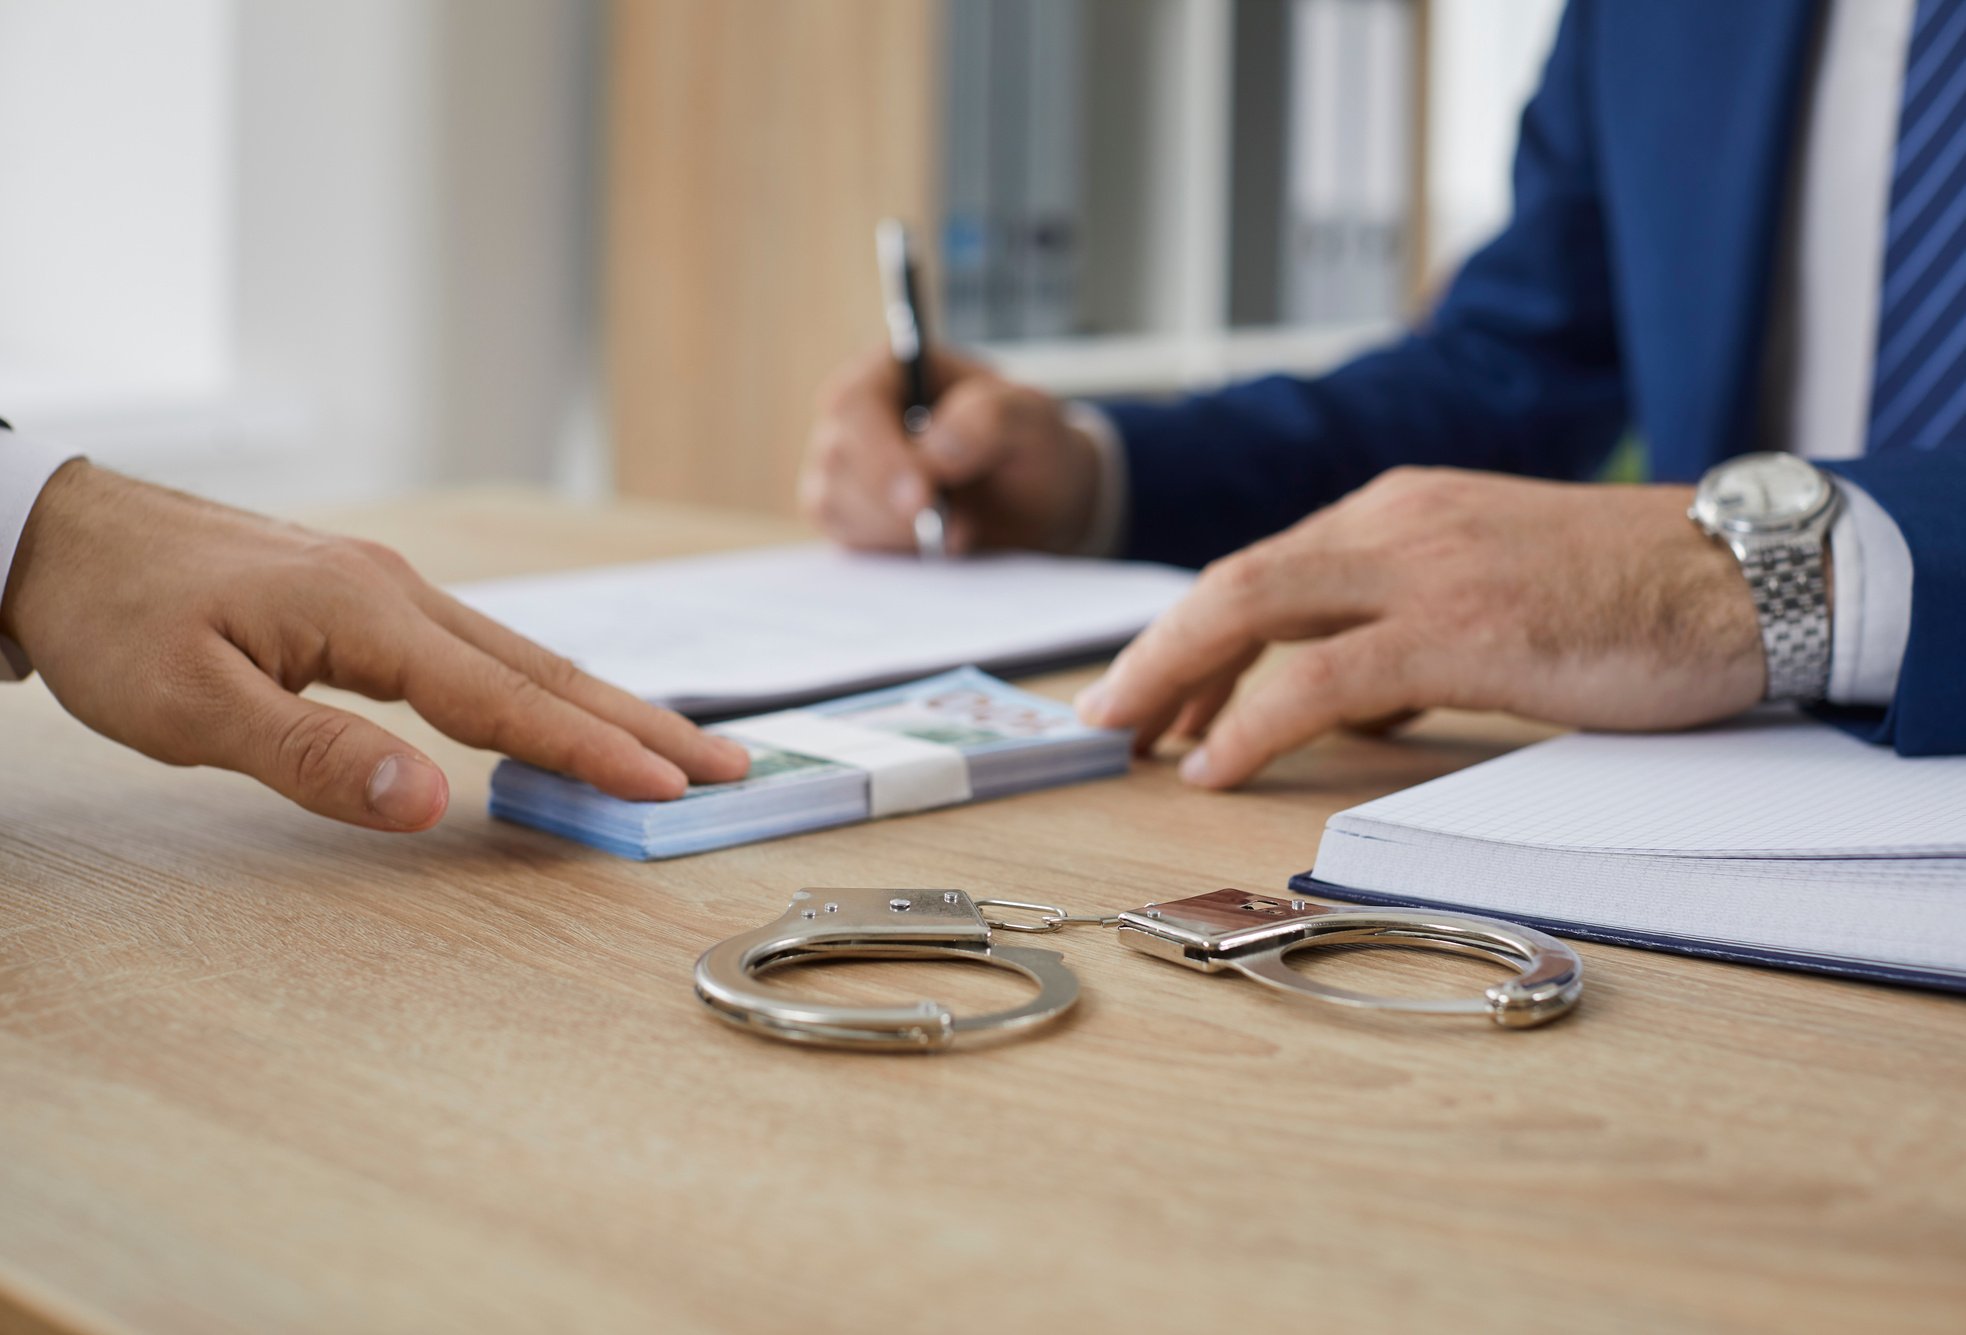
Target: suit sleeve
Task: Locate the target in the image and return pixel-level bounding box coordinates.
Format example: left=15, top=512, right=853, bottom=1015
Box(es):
left=1816, top=452, right=1966, bottom=756
left=1105, top=0, right=1627, bottom=568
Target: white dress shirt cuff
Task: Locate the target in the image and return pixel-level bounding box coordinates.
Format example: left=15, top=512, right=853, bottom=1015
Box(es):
left=1064, top=402, right=1130, bottom=559
left=1825, top=476, right=1913, bottom=707
left=0, top=432, right=84, bottom=681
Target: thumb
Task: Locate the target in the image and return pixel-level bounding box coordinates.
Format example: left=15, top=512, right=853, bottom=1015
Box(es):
left=202, top=654, right=450, bottom=831
left=918, top=378, right=1018, bottom=488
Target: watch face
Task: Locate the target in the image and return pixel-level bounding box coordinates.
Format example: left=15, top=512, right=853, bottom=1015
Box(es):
left=1694, top=453, right=1831, bottom=533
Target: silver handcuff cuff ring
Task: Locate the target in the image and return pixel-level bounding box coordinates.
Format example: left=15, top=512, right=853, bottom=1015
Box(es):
left=694, top=887, right=1583, bottom=1052
left=694, top=888, right=1080, bottom=1051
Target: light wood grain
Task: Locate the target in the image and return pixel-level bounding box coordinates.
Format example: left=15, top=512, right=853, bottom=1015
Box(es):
left=2, top=492, right=1962, bottom=1335
left=1408, top=0, right=1433, bottom=310
left=605, top=0, right=935, bottom=515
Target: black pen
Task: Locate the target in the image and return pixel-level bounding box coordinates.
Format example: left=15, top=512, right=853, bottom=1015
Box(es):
left=875, top=218, right=951, bottom=558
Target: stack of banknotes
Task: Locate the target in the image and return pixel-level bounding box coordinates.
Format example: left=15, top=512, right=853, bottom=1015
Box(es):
left=489, top=668, right=1131, bottom=859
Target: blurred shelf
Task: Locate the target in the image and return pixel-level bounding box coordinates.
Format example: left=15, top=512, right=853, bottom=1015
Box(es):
left=976, top=320, right=1398, bottom=397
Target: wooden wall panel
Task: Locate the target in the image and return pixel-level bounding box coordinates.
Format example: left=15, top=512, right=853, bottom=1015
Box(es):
left=606, top=0, right=936, bottom=514
left=1407, top=0, right=1432, bottom=311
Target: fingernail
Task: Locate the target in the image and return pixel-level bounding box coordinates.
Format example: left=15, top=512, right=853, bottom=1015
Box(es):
left=889, top=472, right=926, bottom=515
left=1075, top=682, right=1111, bottom=726
left=367, top=754, right=447, bottom=828
left=1179, top=747, right=1213, bottom=786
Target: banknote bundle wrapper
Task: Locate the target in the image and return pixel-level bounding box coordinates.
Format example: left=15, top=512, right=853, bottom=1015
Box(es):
left=489, top=668, right=1131, bottom=859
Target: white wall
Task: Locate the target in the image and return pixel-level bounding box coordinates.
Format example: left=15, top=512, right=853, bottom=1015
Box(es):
left=0, top=0, right=601, bottom=514
left=0, top=1, right=235, bottom=394
left=1426, top=0, right=1567, bottom=279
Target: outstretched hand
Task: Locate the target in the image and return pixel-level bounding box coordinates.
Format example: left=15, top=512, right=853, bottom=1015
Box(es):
left=0, top=462, right=749, bottom=830
left=1076, top=468, right=1768, bottom=788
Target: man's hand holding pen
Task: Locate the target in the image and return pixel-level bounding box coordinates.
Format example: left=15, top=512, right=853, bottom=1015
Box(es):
left=800, top=345, right=1106, bottom=556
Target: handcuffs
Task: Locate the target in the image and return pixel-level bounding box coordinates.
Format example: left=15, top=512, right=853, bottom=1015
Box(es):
left=694, top=887, right=1583, bottom=1052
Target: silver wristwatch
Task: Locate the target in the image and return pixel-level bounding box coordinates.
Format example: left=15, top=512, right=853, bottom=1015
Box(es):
left=1689, top=453, right=1839, bottom=703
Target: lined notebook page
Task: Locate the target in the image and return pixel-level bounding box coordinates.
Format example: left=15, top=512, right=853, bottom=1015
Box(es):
left=1331, top=712, right=1966, bottom=858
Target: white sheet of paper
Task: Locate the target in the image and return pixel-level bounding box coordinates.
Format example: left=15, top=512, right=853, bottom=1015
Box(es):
left=451, top=544, right=1194, bottom=714
left=1329, top=711, right=1966, bottom=858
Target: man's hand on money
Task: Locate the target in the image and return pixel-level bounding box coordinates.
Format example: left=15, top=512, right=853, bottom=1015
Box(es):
left=0, top=462, right=751, bottom=831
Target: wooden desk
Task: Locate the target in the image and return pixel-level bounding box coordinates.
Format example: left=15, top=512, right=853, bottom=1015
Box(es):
left=2, top=492, right=1960, bottom=1335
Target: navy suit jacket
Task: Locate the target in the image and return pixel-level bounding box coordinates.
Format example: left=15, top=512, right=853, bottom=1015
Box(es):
left=1103, top=0, right=1964, bottom=755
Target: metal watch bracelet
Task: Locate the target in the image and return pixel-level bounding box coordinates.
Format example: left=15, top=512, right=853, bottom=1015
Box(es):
left=1740, top=538, right=1832, bottom=703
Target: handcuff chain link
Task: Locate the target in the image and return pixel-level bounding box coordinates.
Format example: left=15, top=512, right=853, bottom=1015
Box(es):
left=971, top=898, right=1121, bottom=933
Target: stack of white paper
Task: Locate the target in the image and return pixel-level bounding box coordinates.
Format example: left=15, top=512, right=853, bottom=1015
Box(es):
left=453, top=544, right=1192, bottom=717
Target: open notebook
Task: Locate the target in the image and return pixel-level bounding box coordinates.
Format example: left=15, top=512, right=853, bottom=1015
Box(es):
left=1298, top=712, right=1966, bottom=991
left=453, top=544, right=1192, bottom=718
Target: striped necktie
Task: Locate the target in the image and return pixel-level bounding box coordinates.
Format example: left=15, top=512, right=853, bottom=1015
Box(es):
left=1869, top=0, right=1966, bottom=454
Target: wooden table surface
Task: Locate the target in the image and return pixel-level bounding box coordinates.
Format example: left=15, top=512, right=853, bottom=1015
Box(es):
left=2, top=491, right=1961, bottom=1335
